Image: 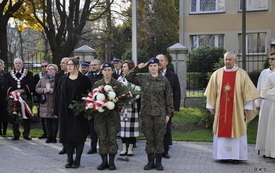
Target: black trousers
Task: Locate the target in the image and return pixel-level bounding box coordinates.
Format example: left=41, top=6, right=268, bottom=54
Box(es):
left=88, top=118, right=98, bottom=151
left=163, top=116, right=172, bottom=153
left=65, top=141, right=85, bottom=165
left=44, top=118, right=58, bottom=138
left=13, top=119, right=30, bottom=138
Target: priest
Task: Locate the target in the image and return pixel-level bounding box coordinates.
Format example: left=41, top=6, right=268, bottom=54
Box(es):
left=204, top=51, right=260, bottom=164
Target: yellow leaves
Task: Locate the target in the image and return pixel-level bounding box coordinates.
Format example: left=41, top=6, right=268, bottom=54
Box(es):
left=10, top=0, right=44, bottom=31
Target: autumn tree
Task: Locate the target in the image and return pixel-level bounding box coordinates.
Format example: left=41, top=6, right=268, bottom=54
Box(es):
left=29, top=0, right=114, bottom=65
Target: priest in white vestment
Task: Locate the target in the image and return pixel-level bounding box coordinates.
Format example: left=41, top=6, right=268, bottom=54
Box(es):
left=255, top=51, right=275, bottom=153
left=261, top=72, right=275, bottom=158
left=204, top=51, right=260, bottom=164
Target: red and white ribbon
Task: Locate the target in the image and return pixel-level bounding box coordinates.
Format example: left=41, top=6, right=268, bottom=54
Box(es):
left=9, top=91, right=33, bottom=119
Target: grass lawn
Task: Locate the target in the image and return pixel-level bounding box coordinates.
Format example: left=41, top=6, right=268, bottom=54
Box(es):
left=2, top=107, right=259, bottom=144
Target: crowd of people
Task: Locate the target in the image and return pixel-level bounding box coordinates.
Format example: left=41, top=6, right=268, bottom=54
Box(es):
left=2, top=51, right=275, bottom=170
left=0, top=56, right=180, bottom=171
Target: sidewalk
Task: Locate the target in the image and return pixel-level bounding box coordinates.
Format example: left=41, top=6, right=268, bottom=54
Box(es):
left=0, top=137, right=274, bottom=173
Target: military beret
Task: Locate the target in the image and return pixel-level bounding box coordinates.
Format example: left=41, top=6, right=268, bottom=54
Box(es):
left=148, top=57, right=159, bottom=64
left=101, top=62, right=114, bottom=70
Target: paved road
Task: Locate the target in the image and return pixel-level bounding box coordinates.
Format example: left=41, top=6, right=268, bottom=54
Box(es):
left=0, top=137, right=274, bottom=173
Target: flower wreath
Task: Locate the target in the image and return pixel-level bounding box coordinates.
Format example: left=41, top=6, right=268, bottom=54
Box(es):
left=69, top=84, right=141, bottom=117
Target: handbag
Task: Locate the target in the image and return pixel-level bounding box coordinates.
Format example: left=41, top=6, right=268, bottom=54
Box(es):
left=40, top=94, right=47, bottom=104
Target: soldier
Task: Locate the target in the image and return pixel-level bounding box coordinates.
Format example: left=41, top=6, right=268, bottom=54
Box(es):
left=126, top=57, right=174, bottom=171
left=4, top=58, right=35, bottom=140
left=93, top=62, right=121, bottom=170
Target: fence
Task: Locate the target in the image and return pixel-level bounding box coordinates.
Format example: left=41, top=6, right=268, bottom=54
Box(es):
left=186, top=53, right=268, bottom=96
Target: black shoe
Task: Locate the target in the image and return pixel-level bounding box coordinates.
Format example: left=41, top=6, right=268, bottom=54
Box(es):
left=232, top=160, right=240, bottom=164
left=12, top=137, right=19, bottom=140
left=59, top=148, right=66, bottom=155
left=263, top=155, right=270, bottom=158
left=23, top=136, right=32, bottom=140
left=38, top=134, right=47, bottom=139
left=45, top=138, right=52, bottom=143
left=52, top=138, right=57, bottom=143
left=65, top=163, right=72, bottom=168
left=87, top=149, right=97, bottom=154
left=71, top=164, right=80, bottom=168
left=162, top=153, right=170, bottom=159
left=219, top=159, right=230, bottom=163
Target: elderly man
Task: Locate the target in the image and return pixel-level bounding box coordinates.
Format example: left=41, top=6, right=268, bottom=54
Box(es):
left=4, top=58, right=35, bottom=140
left=34, top=61, right=49, bottom=139
left=156, top=54, right=181, bottom=159
left=87, top=59, right=103, bottom=154
left=204, top=51, right=260, bottom=164
left=53, top=57, right=69, bottom=154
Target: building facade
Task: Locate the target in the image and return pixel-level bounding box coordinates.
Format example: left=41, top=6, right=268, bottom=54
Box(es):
left=180, top=0, right=275, bottom=71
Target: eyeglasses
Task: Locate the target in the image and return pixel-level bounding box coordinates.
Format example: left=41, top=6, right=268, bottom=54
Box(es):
left=91, top=64, right=99, bottom=66
left=269, top=58, right=275, bottom=61
left=41, top=65, right=48, bottom=67
left=66, top=63, right=74, bottom=66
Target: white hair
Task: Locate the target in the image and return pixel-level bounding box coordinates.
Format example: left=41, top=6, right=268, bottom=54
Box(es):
left=13, top=58, right=23, bottom=64
left=224, top=51, right=237, bottom=59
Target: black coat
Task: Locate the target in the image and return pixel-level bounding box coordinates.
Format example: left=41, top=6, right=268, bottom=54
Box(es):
left=87, top=72, right=103, bottom=87
left=0, top=71, right=9, bottom=122
left=165, top=69, right=181, bottom=112
left=52, top=71, right=66, bottom=116
left=55, top=72, right=91, bottom=143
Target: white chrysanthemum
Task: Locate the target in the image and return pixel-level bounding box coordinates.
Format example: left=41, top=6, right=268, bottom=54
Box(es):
left=104, top=85, right=113, bottom=92
left=98, top=107, right=105, bottom=112
left=106, top=101, right=115, bottom=110
left=96, top=93, right=106, bottom=101
left=121, top=81, right=128, bottom=86
left=135, top=86, right=141, bottom=91
left=108, top=91, right=116, bottom=100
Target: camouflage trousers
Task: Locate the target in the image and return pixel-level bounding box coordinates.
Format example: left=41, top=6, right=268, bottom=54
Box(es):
left=141, top=114, right=166, bottom=154
left=94, top=113, right=120, bottom=154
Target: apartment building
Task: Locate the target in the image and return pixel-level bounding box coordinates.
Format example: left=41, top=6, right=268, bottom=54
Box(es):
left=180, top=0, right=275, bottom=71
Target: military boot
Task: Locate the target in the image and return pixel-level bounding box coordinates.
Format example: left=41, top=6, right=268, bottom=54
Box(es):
left=144, top=153, right=155, bottom=170
left=97, top=154, right=109, bottom=170
left=155, top=153, right=164, bottom=171
left=109, top=154, right=116, bottom=170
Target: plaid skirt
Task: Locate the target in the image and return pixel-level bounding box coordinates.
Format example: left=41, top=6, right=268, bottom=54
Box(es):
left=118, top=103, right=140, bottom=138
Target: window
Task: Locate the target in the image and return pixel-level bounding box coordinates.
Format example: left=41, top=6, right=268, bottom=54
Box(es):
left=191, top=0, right=225, bottom=13
left=239, top=0, right=268, bottom=11
left=238, top=33, right=266, bottom=54
left=190, top=34, right=224, bottom=50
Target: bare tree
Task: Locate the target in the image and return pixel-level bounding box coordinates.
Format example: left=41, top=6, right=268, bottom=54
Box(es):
left=0, top=0, right=24, bottom=68
left=29, top=0, right=114, bottom=65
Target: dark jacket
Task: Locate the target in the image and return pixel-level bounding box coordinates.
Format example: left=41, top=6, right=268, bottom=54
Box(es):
left=55, top=72, right=91, bottom=143
left=165, top=69, right=181, bottom=112
left=87, top=72, right=103, bottom=87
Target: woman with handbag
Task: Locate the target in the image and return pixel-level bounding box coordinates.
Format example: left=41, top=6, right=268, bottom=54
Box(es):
left=35, top=64, right=58, bottom=143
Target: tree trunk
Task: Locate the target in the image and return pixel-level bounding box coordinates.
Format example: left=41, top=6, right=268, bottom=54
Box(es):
left=0, top=18, right=8, bottom=70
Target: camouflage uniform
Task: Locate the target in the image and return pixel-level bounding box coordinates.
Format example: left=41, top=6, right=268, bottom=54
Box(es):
left=93, top=78, right=121, bottom=154
left=126, top=66, right=174, bottom=154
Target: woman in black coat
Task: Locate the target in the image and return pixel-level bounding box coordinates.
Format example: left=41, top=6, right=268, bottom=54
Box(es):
left=54, top=58, right=91, bottom=168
